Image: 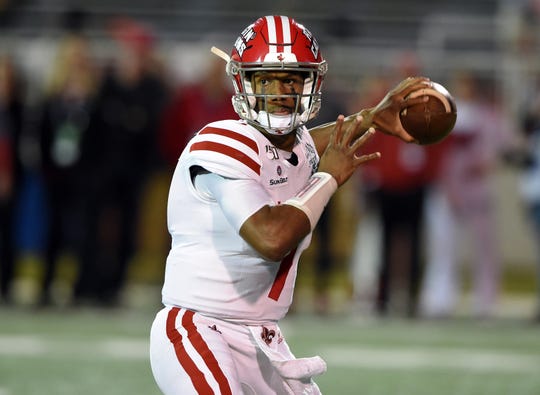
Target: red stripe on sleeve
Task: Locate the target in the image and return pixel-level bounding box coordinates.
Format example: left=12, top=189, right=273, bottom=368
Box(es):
left=182, top=310, right=233, bottom=395
left=165, top=307, right=214, bottom=394
left=268, top=248, right=297, bottom=301
left=199, top=127, right=259, bottom=154
left=190, top=141, right=261, bottom=175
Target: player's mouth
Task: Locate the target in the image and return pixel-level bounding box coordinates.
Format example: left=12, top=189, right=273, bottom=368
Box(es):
left=267, top=106, right=293, bottom=115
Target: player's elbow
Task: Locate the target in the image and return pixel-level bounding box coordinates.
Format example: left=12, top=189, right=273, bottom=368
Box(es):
left=256, top=237, right=293, bottom=262
left=239, top=205, right=310, bottom=261
left=242, top=227, right=297, bottom=262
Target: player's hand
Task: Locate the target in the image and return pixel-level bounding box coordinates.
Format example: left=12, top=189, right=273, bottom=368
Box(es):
left=362, top=76, right=431, bottom=143
left=318, top=115, right=380, bottom=186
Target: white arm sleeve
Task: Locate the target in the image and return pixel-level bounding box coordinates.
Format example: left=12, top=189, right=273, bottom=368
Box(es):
left=194, top=172, right=274, bottom=233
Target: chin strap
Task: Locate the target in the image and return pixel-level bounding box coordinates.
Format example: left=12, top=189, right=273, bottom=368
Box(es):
left=255, top=111, right=299, bottom=135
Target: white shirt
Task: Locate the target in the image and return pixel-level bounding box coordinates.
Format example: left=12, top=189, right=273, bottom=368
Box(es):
left=520, top=132, right=540, bottom=204
left=161, top=119, right=319, bottom=324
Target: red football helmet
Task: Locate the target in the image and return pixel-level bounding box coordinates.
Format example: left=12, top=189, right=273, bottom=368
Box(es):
left=227, top=15, right=327, bottom=135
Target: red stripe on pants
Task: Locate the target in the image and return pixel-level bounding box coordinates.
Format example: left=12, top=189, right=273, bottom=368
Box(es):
left=182, top=310, right=232, bottom=395
left=166, top=307, right=232, bottom=395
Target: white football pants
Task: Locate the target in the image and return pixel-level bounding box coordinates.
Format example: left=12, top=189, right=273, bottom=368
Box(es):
left=150, top=306, right=325, bottom=394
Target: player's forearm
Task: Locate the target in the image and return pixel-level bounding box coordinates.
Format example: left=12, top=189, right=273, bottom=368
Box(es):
left=240, top=204, right=311, bottom=262
left=240, top=172, right=337, bottom=261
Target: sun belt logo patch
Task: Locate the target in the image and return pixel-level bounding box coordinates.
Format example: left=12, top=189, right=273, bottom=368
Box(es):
left=270, top=166, right=287, bottom=186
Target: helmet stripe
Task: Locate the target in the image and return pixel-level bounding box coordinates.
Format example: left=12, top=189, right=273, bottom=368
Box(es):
left=265, top=15, right=292, bottom=54
left=265, top=16, right=277, bottom=53
left=280, top=16, right=292, bottom=54
left=274, top=16, right=284, bottom=51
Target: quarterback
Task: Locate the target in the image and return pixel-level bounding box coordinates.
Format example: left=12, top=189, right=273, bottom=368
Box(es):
left=150, top=15, right=430, bottom=395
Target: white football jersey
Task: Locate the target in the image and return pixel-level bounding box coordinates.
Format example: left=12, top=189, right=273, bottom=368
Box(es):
left=161, top=119, right=320, bottom=324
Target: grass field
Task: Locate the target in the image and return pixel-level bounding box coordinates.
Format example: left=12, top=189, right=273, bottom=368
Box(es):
left=1, top=299, right=540, bottom=395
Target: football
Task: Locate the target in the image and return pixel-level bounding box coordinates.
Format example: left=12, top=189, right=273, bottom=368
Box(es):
left=399, top=81, right=457, bottom=145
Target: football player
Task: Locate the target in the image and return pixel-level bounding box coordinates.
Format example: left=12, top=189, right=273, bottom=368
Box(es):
left=150, top=15, right=429, bottom=395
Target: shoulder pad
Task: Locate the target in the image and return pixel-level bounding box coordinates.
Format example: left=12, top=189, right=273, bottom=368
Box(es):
left=187, top=120, right=261, bottom=179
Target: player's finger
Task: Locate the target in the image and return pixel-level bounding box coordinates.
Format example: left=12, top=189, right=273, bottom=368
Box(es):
left=343, top=115, right=362, bottom=147
left=396, top=129, right=419, bottom=144
left=404, top=76, right=430, bottom=86
left=354, top=151, right=381, bottom=165
left=350, top=126, right=375, bottom=151
left=401, top=79, right=431, bottom=99
left=405, top=93, right=429, bottom=107
left=331, top=114, right=345, bottom=146
left=393, top=76, right=427, bottom=93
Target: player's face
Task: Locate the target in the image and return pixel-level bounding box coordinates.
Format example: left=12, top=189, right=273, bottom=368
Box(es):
left=251, top=71, right=305, bottom=115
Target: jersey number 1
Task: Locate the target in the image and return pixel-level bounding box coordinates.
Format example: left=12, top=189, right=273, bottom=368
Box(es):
left=267, top=249, right=296, bottom=301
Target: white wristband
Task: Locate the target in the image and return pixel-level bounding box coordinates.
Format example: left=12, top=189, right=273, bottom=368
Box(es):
left=283, top=172, right=338, bottom=231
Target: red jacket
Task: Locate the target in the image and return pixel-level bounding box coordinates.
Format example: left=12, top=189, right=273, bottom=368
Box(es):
left=159, top=84, right=238, bottom=167
left=359, top=131, right=448, bottom=192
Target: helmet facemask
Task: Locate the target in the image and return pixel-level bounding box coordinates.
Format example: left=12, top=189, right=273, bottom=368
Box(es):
left=228, top=62, right=326, bottom=135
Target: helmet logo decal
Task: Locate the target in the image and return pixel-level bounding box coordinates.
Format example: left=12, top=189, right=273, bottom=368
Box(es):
left=302, top=27, right=319, bottom=59
left=234, top=25, right=256, bottom=58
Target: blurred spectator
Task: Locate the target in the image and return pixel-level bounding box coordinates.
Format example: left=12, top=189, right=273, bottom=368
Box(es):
left=517, top=73, right=540, bottom=321
left=305, top=80, right=349, bottom=315
left=351, top=72, right=443, bottom=318
left=514, top=0, right=540, bottom=54
left=73, top=18, right=167, bottom=306
left=158, top=55, right=237, bottom=169
left=0, top=54, right=25, bottom=304
left=37, top=34, right=99, bottom=306
left=420, top=72, right=504, bottom=319
left=349, top=76, right=388, bottom=313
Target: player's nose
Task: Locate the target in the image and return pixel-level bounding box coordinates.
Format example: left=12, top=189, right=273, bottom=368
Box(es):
left=268, top=81, right=293, bottom=99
